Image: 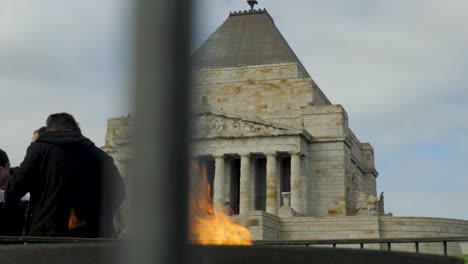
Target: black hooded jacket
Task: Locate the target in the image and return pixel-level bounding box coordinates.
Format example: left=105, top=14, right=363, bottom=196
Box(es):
left=5, top=130, right=125, bottom=237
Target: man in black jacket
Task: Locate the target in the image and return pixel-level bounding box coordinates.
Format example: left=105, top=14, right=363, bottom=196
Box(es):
left=0, top=113, right=126, bottom=237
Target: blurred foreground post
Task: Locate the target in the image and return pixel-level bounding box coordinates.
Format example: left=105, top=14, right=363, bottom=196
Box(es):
left=130, top=0, right=192, bottom=263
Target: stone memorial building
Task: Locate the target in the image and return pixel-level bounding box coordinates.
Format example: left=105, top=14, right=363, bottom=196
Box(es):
left=191, top=7, right=379, bottom=220
left=103, top=4, right=468, bottom=254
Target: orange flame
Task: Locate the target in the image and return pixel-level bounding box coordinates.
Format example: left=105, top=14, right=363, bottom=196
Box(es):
left=189, top=161, right=252, bottom=245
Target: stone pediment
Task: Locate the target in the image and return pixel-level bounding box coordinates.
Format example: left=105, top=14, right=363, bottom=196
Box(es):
left=192, top=111, right=303, bottom=139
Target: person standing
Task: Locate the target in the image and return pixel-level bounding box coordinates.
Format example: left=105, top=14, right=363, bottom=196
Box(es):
left=0, top=148, right=25, bottom=236
left=21, top=126, right=48, bottom=235
left=1, top=113, right=126, bottom=237
left=31, top=126, right=47, bottom=143
left=0, top=148, right=10, bottom=191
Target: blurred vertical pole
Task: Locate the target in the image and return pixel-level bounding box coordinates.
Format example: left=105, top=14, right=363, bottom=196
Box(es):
left=130, top=0, right=191, bottom=263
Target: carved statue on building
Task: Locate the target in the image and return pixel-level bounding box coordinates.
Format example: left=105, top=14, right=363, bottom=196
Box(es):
left=378, top=192, right=385, bottom=215
left=353, top=192, right=378, bottom=215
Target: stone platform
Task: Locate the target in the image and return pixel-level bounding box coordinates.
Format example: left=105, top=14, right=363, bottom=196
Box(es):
left=231, top=212, right=468, bottom=255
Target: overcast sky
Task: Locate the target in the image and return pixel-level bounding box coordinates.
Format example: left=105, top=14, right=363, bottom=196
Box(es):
left=0, top=0, right=131, bottom=166
left=1, top=0, right=467, bottom=220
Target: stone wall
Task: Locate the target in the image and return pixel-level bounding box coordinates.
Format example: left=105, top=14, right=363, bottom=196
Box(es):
left=301, top=105, right=348, bottom=138
left=243, top=211, right=281, bottom=240
left=361, top=143, right=377, bottom=195
left=281, top=216, right=376, bottom=240
left=194, top=63, right=306, bottom=84
left=193, top=63, right=331, bottom=120
left=307, top=142, right=346, bottom=216
left=246, top=214, right=468, bottom=254
left=380, top=216, right=468, bottom=254
left=346, top=132, right=378, bottom=196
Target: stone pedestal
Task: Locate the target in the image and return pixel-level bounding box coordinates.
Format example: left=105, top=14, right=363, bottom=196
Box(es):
left=282, top=192, right=291, bottom=207
left=278, top=192, right=293, bottom=217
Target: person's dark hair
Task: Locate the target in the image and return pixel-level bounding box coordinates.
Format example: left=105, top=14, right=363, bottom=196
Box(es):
left=46, top=113, right=81, bottom=133
left=0, top=148, right=9, bottom=167
left=34, top=126, right=48, bottom=137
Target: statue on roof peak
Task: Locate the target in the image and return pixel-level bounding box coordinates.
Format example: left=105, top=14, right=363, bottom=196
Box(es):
left=247, top=0, right=258, bottom=11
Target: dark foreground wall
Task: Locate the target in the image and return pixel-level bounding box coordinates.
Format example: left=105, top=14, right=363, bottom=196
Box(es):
left=0, top=242, right=126, bottom=264
left=0, top=242, right=463, bottom=264
left=189, top=246, right=464, bottom=264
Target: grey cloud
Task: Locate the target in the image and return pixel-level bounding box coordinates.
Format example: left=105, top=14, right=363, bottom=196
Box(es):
left=0, top=0, right=131, bottom=165
left=385, top=191, right=468, bottom=220
left=0, top=0, right=132, bottom=87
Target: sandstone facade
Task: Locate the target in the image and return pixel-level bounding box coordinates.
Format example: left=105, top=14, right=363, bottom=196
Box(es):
left=103, top=8, right=468, bottom=254
left=192, top=61, right=378, bottom=217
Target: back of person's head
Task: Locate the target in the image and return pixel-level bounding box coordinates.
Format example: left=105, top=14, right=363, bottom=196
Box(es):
left=31, top=126, right=48, bottom=143
left=46, top=113, right=81, bottom=133
left=0, top=148, right=9, bottom=167
left=35, top=126, right=47, bottom=137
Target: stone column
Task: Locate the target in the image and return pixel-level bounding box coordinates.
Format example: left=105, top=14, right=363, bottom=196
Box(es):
left=213, top=155, right=225, bottom=212
left=290, top=152, right=302, bottom=213
left=301, top=155, right=308, bottom=214
left=239, top=154, right=251, bottom=215
left=266, top=153, right=278, bottom=215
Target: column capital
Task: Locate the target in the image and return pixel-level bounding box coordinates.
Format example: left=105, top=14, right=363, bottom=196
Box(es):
left=212, top=154, right=225, bottom=159
left=288, top=151, right=302, bottom=156
left=239, top=153, right=251, bottom=158
left=264, top=152, right=277, bottom=157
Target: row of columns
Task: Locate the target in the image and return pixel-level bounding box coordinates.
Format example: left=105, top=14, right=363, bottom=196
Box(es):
left=212, top=152, right=303, bottom=216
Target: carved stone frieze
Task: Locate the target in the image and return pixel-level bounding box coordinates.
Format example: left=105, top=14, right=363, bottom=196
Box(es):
left=192, top=112, right=298, bottom=139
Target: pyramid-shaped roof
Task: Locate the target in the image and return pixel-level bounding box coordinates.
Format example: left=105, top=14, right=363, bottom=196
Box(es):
left=193, top=9, right=306, bottom=71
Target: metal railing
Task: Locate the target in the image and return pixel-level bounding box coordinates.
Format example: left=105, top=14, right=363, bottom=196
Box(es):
left=0, top=236, right=119, bottom=245
left=255, top=236, right=468, bottom=256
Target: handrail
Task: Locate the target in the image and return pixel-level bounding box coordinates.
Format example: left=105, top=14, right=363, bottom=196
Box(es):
left=254, top=236, right=468, bottom=256
left=0, top=236, right=120, bottom=244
